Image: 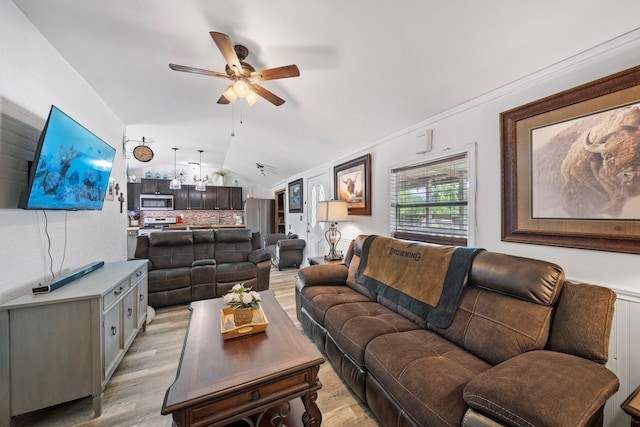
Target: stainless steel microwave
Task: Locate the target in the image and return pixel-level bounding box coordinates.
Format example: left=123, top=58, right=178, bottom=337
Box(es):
left=140, top=194, right=174, bottom=210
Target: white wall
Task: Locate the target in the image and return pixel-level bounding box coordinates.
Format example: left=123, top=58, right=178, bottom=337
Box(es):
left=271, top=30, right=640, bottom=426
left=0, top=0, right=127, bottom=303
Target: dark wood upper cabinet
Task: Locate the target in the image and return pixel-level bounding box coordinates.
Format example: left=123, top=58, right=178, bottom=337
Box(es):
left=204, top=186, right=231, bottom=210
left=140, top=179, right=172, bottom=195
left=216, top=187, right=231, bottom=210
left=168, top=185, right=243, bottom=211
left=173, top=185, right=191, bottom=210
left=188, top=186, right=204, bottom=210
left=230, top=187, right=243, bottom=210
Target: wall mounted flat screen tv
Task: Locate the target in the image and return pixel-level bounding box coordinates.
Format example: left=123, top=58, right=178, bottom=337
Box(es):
left=18, top=105, right=116, bottom=210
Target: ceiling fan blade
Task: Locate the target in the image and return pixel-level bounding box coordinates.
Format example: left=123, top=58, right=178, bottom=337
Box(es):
left=169, top=63, right=228, bottom=78
left=251, top=83, right=285, bottom=106
left=217, top=94, right=231, bottom=104
left=210, top=31, right=243, bottom=76
left=251, top=64, right=300, bottom=81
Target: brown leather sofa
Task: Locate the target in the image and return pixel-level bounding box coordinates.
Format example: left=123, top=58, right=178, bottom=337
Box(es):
left=135, top=228, right=271, bottom=308
left=295, top=235, right=619, bottom=427
left=263, top=233, right=306, bottom=270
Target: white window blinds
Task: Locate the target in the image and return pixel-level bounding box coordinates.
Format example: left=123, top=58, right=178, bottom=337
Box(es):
left=390, top=152, right=469, bottom=246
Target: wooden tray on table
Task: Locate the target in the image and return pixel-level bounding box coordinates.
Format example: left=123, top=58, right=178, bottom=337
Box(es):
left=220, top=306, right=269, bottom=340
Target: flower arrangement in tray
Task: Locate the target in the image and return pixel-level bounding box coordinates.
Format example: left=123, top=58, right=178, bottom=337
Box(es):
left=223, top=283, right=261, bottom=326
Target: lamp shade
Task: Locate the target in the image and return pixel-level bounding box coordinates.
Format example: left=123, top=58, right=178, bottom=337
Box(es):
left=317, top=200, right=348, bottom=223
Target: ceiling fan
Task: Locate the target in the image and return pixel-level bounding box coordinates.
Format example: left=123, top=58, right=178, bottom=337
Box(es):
left=169, top=32, right=300, bottom=106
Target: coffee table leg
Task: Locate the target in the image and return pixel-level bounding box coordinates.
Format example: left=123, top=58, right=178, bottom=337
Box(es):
left=301, top=365, right=322, bottom=426
left=301, top=391, right=322, bottom=427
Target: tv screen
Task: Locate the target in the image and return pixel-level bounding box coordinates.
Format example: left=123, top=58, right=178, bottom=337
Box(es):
left=18, top=105, right=116, bottom=210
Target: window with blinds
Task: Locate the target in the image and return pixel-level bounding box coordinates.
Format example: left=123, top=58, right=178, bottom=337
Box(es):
left=390, top=151, right=470, bottom=246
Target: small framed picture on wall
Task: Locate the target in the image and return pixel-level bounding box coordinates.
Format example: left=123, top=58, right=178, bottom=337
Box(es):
left=288, top=178, right=303, bottom=213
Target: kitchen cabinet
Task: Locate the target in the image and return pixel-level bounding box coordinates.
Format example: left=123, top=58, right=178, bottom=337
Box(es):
left=173, top=185, right=204, bottom=210
left=0, top=260, right=148, bottom=424
left=140, top=178, right=172, bottom=195
left=204, top=186, right=243, bottom=210
left=204, top=186, right=230, bottom=210
left=188, top=186, right=204, bottom=210
left=127, top=182, right=140, bottom=210
left=173, top=185, right=243, bottom=211
left=173, top=185, right=190, bottom=210
left=230, top=187, right=243, bottom=210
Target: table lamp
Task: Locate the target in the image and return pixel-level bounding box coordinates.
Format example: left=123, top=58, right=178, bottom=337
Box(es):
left=317, top=200, right=349, bottom=260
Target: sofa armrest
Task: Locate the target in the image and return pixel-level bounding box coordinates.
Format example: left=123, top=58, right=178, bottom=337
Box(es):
left=463, top=350, right=619, bottom=427
left=192, top=258, right=215, bottom=267
left=248, top=248, right=272, bottom=264
left=277, top=239, right=306, bottom=251
left=298, top=264, right=348, bottom=287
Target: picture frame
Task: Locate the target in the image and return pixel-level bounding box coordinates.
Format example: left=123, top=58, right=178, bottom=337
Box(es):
left=501, top=65, right=640, bottom=254
left=288, top=178, right=303, bottom=213
left=105, top=178, right=115, bottom=201
left=334, top=153, right=372, bottom=216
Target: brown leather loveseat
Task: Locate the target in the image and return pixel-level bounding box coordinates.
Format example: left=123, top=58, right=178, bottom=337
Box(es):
left=295, top=234, right=619, bottom=427
left=135, top=228, right=271, bottom=308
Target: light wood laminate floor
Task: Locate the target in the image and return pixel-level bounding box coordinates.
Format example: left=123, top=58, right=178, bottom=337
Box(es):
left=13, top=266, right=378, bottom=427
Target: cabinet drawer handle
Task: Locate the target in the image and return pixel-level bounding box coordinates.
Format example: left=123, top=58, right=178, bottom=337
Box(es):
left=251, top=390, right=260, bottom=401
left=136, top=271, right=142, bottom=277
left=139, top=294, right=144, bottom=302
left=128, top=308, right=133, bottom=317
left=114, top=287, right=122, bottom=296
left=111, top=326, right=117, bottom=336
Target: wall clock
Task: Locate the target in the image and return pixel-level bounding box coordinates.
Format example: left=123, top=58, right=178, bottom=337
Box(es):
left=133, top=145, right=154, bottom=162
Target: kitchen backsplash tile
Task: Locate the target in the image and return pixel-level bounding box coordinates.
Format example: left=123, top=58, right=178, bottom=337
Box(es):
left=140, top=210, right=243, bottom=225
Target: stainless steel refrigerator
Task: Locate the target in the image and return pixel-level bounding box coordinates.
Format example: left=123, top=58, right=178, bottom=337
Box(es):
left=244, top=198, right=275, bottom=237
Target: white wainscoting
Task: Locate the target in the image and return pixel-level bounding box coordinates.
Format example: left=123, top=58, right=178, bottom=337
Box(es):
left=605, top=289, right=640, bottom=426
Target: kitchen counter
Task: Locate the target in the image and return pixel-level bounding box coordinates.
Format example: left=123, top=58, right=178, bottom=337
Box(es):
left=167, top=224, right=245, bottom=230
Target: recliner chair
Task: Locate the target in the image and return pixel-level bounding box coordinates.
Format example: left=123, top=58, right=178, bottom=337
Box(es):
left=263, top=233, right=306, bottom=270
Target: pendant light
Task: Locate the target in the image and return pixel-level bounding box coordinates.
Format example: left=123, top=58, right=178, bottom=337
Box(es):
left=195, top=150, right=206, bottom=191
left=169, top=147, right=181, bottom=190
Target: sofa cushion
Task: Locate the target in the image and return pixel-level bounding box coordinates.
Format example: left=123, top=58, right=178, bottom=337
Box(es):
left=193, top=230, right=216, bottom=260
left=216, top=261, right=257, bottom=283
left=325, top=302, right=420, bottom=367
left=468, top=251, right=565, bottom=306
left=546, top=281, right=615, bottom=364
left=463, top=350, right=619, bottom=427
left=215, top=229, right=253, bottom=263
left=148, top=231, right=193, bottom=247
left=365, top=329, right=492, bottom=427
left=148, top=267, right=192, bottom=292
left=431, top=285, right=553, bottom=365
left=148, top=243, right=195, bottom=270
left=299, top=285, right=372, bottom=325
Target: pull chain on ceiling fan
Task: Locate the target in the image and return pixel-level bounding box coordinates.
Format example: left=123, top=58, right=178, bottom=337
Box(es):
left=169, top=32, right=300, bottom=106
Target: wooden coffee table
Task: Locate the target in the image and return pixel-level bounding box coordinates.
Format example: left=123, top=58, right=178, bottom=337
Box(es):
left=161, top=290, right=325, bottom=427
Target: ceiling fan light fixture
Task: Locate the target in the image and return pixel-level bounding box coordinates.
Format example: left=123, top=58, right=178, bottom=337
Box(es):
left=233, top=79, right=251, bottom=98
left=245, top=90, right=260, bottom=106
left=223, top=85, right=237, bottom=103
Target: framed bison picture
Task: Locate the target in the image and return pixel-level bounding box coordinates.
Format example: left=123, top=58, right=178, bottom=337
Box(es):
left=501, top=64, right=640, bottom=254
left=334, top=153, right=371, bottom=215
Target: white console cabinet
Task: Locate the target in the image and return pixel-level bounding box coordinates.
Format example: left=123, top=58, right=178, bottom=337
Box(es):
left=0, top=260, right=148, bottom=425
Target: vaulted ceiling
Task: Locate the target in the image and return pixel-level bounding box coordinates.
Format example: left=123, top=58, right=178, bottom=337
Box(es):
left=12, top=0, right=640, bottom=186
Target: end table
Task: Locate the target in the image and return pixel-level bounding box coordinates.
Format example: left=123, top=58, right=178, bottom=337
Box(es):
left=622, top=385, right=640, bottom=426
left=308, top=256, right=344, bottom=266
